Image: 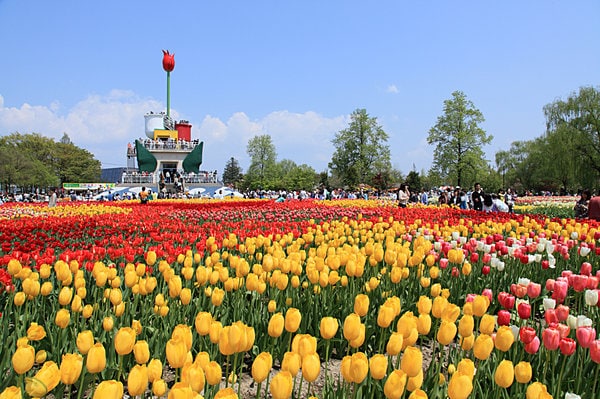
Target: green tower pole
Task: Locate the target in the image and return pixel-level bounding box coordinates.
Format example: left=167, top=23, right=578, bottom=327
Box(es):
left=166, top=71, right=171, bottom=118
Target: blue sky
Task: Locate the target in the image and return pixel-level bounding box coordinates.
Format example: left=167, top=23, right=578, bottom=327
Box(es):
left=1, top=1, right=598, bottom=177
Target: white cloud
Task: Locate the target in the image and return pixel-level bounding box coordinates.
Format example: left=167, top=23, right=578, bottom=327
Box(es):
left=386, top=84, right=399, bottom=94
left=0, top=93, right=348, bottom=172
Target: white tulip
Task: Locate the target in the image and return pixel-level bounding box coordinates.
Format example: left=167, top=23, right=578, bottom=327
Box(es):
left=577, top=315, right=593, bottom=328
left=567, top=315, right=578, bottom=329
left=585, top=289, right=599, bottom=306
left=543, top=298, right=556, bottom=310
left=565, top=392, right=581, bottom=399
left=518, top=278, right=531, bottom=286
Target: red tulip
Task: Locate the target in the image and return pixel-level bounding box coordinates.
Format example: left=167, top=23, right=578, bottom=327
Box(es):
left=519, top=327, right=537, bottom=345
left=517, top=303, right=531, bottom=320
left=572, top=275, right=588, bottom=292
left=542, top=328, right=560, bottom=350
left=559, top=337, right=576, bottom=356
left=545, top=309, right=559, bottom=325
left=482, top=265, right=490, bottom=275
left=162, top=50, right=175, bottom=72
left=541, top=260, right=550, bottom=269
left=497, top=310, right=511, bottom=326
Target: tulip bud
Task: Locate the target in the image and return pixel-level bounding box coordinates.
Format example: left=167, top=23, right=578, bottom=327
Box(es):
left=384, top=369, right=407, bottom=399
left=270, top=371, right=293, bottom=399
left=76, top=330, right=94, bottom=355
left=12, top=345, right=35, bottom=375
left=114, top=327, right=136, bottom=356
left=252, top=352, right=273, bottom=383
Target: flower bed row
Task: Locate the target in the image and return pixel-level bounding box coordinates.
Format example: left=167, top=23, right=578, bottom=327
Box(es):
left=0, top=199, right=599, bottom=398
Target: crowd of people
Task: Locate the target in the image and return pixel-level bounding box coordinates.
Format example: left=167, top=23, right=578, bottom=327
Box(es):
left=573, top=189, right=600, bottom=221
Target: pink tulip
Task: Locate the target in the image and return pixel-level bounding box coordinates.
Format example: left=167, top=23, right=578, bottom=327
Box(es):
left=556, top=323, right=570, bottom=339
left=524, top=336, right=540, bottom=354
left=552, top=280, right=568, bottom=302
left=546, top=279, right=555, bottom=291
left=576, top=326, right=596, bottom=349
left=483, top=253, right=492, bottom=264
left=527, top=282, right=541, bottom=298
left=439, top=258, right=448, bottom=269
left=545, top=309, right=559, bottom=325
left=581, top=262, right=593, bottom=276
left=482, top=288, right=493, bottom=303
left=542, top=327, right=560, bottom=350
left=572, top=275, right=588, bottom=292
left=556, top=305, right=569, bottom=322
left=559, top=337, right=576, bottom=356
left=586, top=276, right=599, bottom=290
left=590, top=340, right=600, bottom=364
left=465, top=293, right=476, bottom=303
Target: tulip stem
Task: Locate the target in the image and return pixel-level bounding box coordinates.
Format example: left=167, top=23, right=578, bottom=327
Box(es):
left=255, top=381, right=262, bottom=399
left=77, top=364, right=87, bottom=399
left=592, top=366, right=599, bottom=399
left=554, top=355, right=566, bottom=398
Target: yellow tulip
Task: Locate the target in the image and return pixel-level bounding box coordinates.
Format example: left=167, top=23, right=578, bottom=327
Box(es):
left=345, top=352, right=369, bottom=384
left=384, top=369, right=407, bottom=399
left=55, top=308, right=70, bottom=328
left=417, top=295, right=432, bottom=315
left=147, top=358, right=163, bottom=382
left=386, top=332, right=404, bottom=356
left=181, top=361, right=205, bottom=393
left=457, top=358, right=475, bottom=380
left=408, top=389, right=428, bottom=399
left=7, top=259, right=22, bottom=276
left=437, top=319, right=457, bottom=345
left=166, top=336, right=188, bottom=369
left=526, top=382, right=550, bottom=399
left=102, top=316, right=114, bottom=332
left=93, top=380, right=123, bottom=399
left=354, top=294, right=370, bottom=317
left=302, top=353, right=321, bottom=382
left=281, top=351, right=301, bottom=376
left=494, top=360, right=514, bottom=388
left=473, top=334, right=494, bottom=360
left=472, top=295, right=489, bottom=317
left=293, top=334, right=317, bottom=357
left=109, top=288, right=122, bottom=306
left=268, top=313, right=285, bottom=338
left=114, top=327, right=136, bottom=355
left=377, top=304, right=396, bottom=328
left=172, top=324, right=193, bottom=352
left=35, top=350, right=47, bottom=364
left=514, top=361, right=532, bottom=384
left=460, top=334, right=475, bottom=351
left=209, top=321, right=223, bottom=344
left=369, top=354, right=388, bottom=380
left=284, top=308, right=302, bottom=333
left=26, top=323, right=46, bottom=341
left=86, top=343, right=106, bottom=373
left=401, top=346, right=422, bottom=377
left=205, top=361, right=222, bottom=385
left=252, top=352, right=273, bottom=383
left=60, top=353, right=83, bottom=385
left=180, top=287, right=192, bottom=305
left=458, top=315, right=474, bottom=338
left=40, top=281, right=53, bottom=296
left=13, top=292, right=26, bottom=307
left=320, top=316, right=339, bottom=339
left=479, top=314, right=495, bottom=335
left=58, top=288, right=74, bottom=307
left=133, top=340, right=150, bottom=364
left=12, top=345, right=35, bottom=374
left=214, top=387, right=239, bottom=398
left=349, top=322, right=366, bottom=348
left=343, top=313, right=362, bottom=341
left=146, top=250, right=157, bottom=266
left=82, top=304, right=93, bottom=319
left=76, top=330, right=94, bottom=355
left=0, top=386, right=21, bottom=399
left=407, top=369, right=424, bottom=392
left=495, top=326, right=515, bottom=352
left=448, top=372, right=473, bottom=399
left=167, top=382, right=195, bottom=399
left=152, top=379, right=167, bottom=397
left=268, top=299, right=277, bottom=312
left=25, top=361, right=60, bottom=397
left=270, top=371, right=293, bottom=399
left=195, top=311, right=213, bottom=336
left=417, top=314, right=431, bottom=335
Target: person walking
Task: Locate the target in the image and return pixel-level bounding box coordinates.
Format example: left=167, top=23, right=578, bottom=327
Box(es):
left=471, top=183, right=484, bottom=211
left=48, top=189, right=57, bottom=207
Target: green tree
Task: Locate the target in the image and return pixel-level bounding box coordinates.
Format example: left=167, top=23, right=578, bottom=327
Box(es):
left=543, top=86, right=600, bottom=190
left=405, top=170, right=422, bottom=192
left=329, top=109, right=391, bottom=188
left=222, top=157, right=243, bottom=187
left=0, top=132, right=100, bottom=191
left=427, top=91, right=493, bottom=188
left=245, top=134, right=277, bottom=190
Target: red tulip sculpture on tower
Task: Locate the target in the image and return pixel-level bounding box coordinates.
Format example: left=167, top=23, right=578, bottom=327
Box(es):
left=162, top=50, right=175, bottom=118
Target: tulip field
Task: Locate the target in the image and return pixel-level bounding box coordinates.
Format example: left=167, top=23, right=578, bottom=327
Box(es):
left=1, top=199, right=600, bottom=399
